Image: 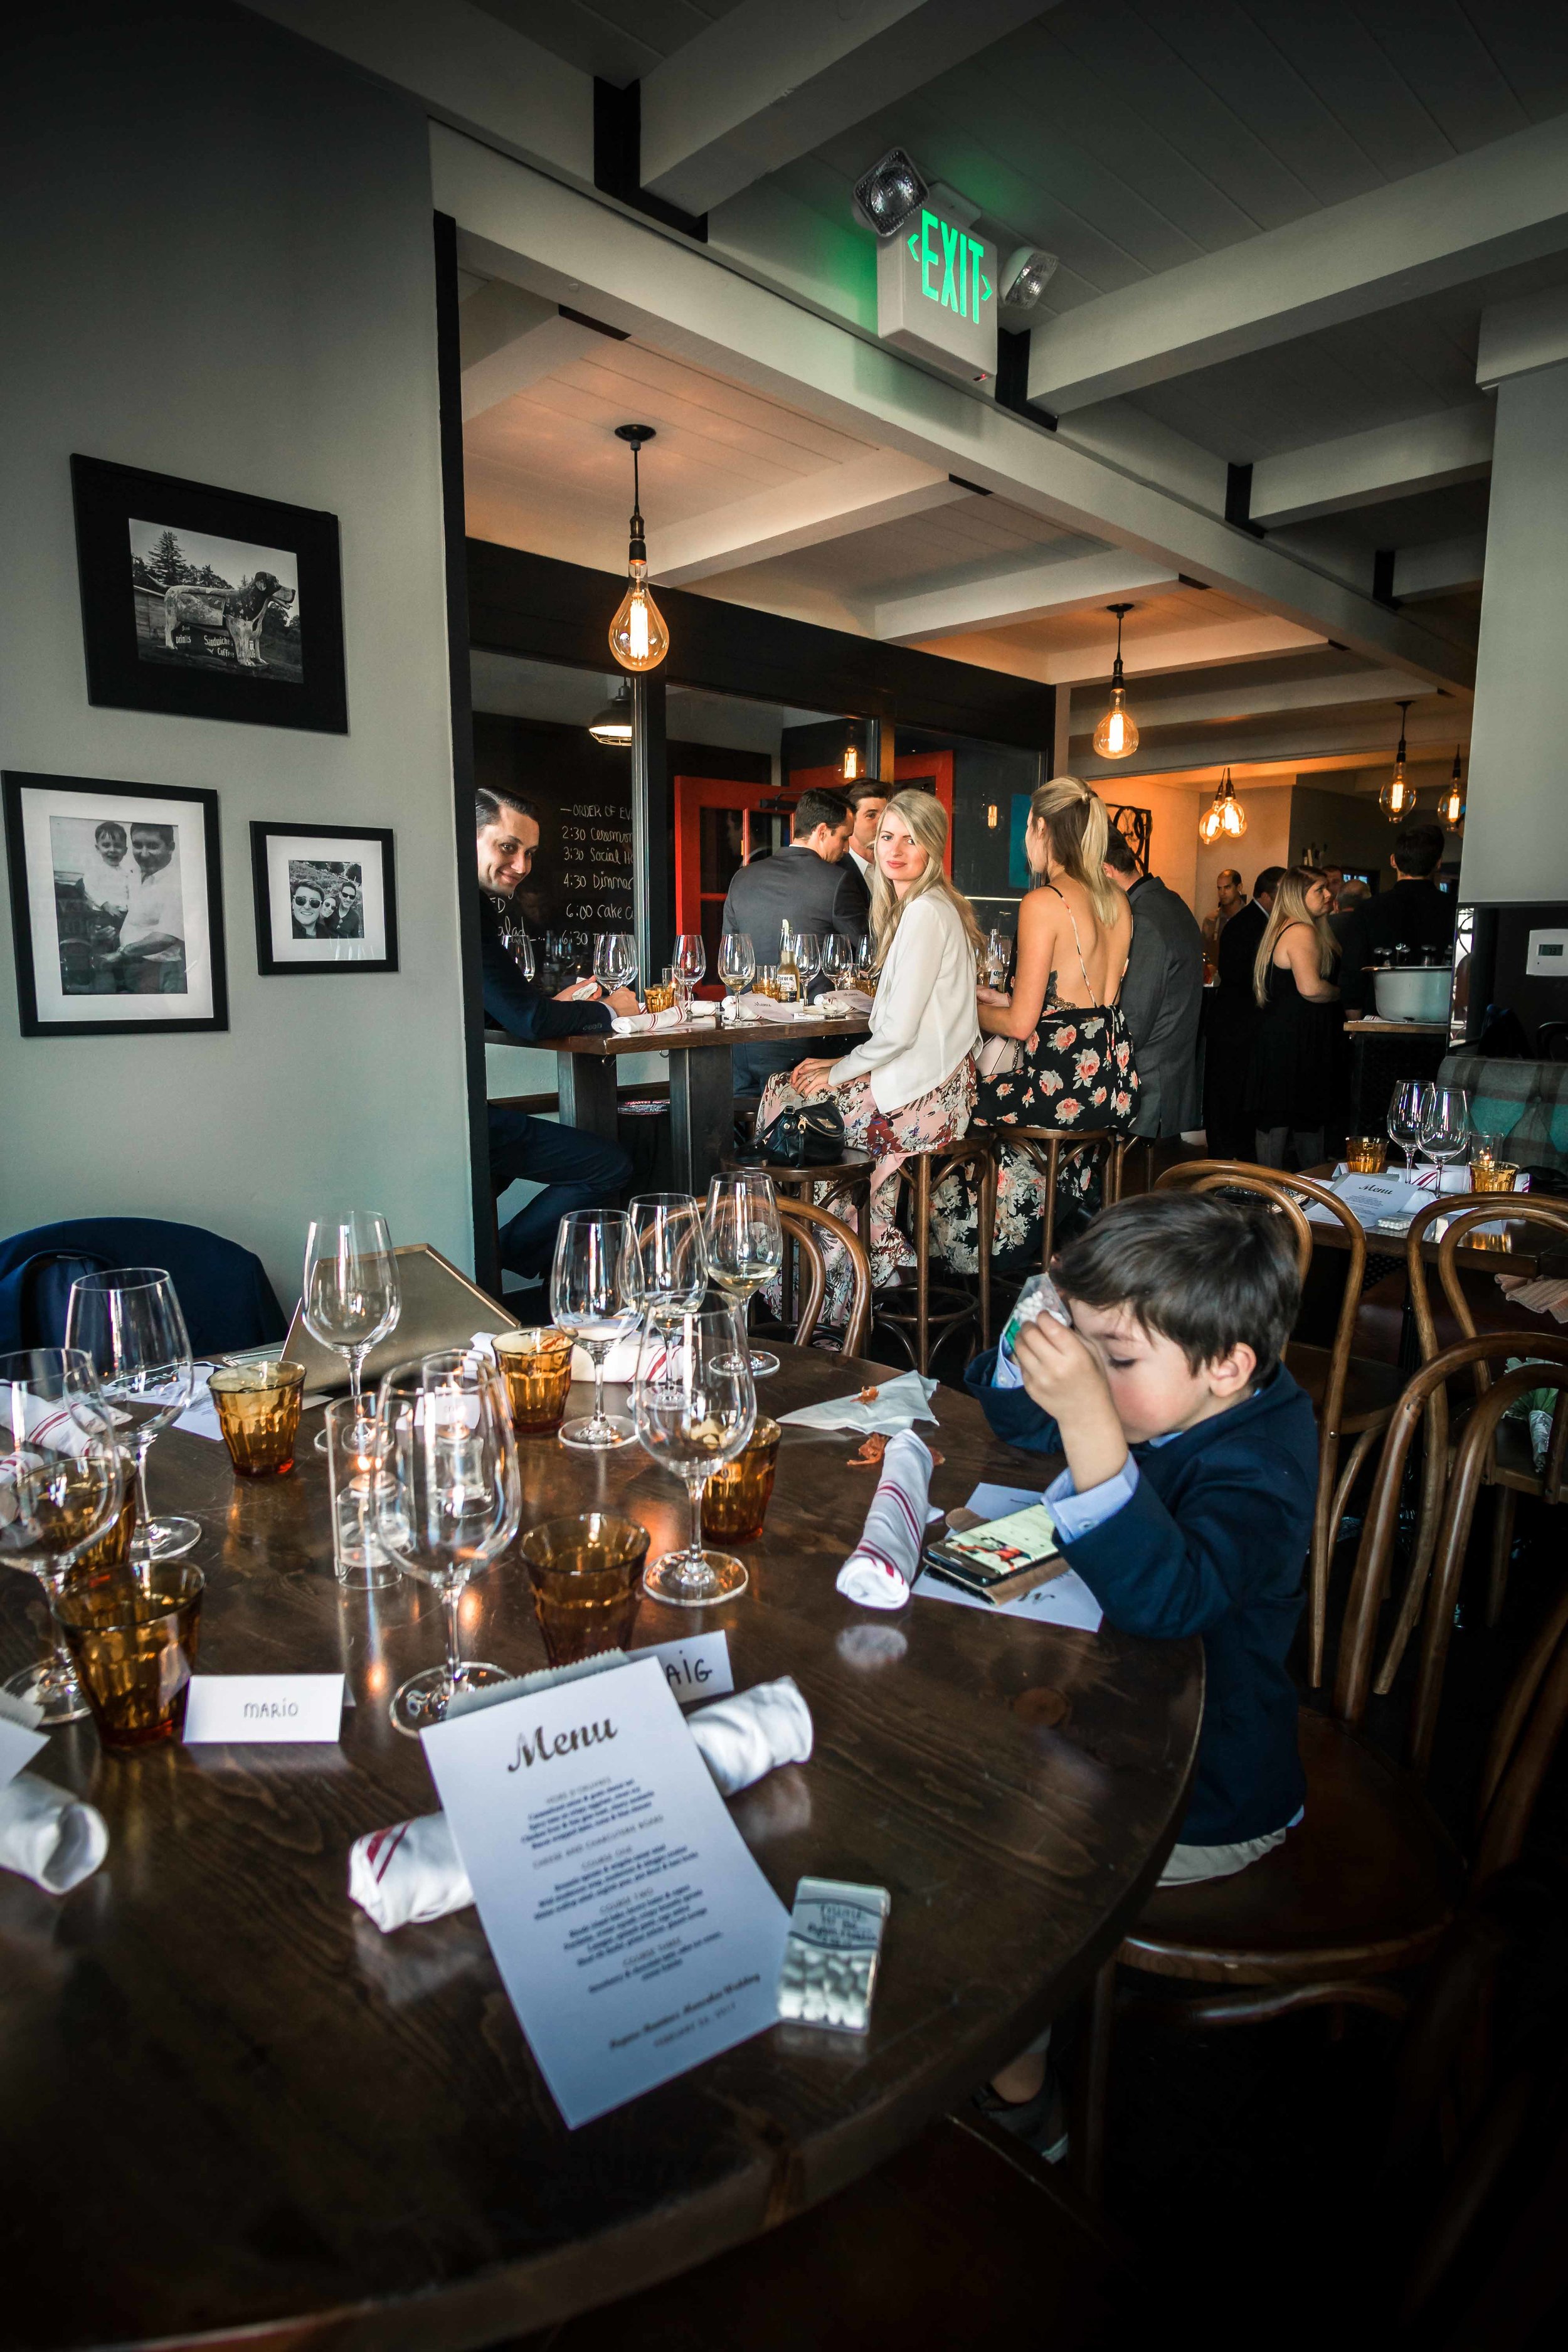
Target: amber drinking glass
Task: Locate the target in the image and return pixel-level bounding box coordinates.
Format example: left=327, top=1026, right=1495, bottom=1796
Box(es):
left=56, top=1562, right=203, bottom=1748
left=1470, top=1162, right=1519, bottom=1195
left=519, top=1512, right=649, bottom=1665
left=644, top=981, right=677, bottom=1015
left=1345, top=1137, right=1385, bottom=1173
left=209, top=1362, right=305, bottom=1476
left=495, top=1329, right=575, bottom=1434
left=701, top=1416, right=781, bottom=1544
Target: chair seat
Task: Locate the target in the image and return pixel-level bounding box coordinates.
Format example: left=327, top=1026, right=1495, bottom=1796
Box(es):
left=1120, top=1707, right=1465, bottom=1986
left=1287, top=1341, right=1406, bottom=1432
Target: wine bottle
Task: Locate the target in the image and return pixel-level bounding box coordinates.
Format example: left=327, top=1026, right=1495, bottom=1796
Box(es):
left=777, top=921, right=800, bottom=1004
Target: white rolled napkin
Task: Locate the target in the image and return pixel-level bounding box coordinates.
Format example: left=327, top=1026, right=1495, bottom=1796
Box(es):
left=778, top=1369, right=939, bottom=1438
left=349, top=1675, right=815, bottom=1932
left=734, top=993, right=818, bottom=1024
left=836, top=1429, right=935, bottom=1612
left=568, top=1333, right=647, bottom=1383
left=610, top=1004, right=720, bottom=1036
left=0, top=1774, right=109, bottom=1895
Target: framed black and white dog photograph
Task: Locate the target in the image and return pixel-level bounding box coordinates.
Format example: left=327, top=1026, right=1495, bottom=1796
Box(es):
left=250, top=821, right=398, bottom=977
left=72, top=455, right=347, bottom=733
left=3, top=771, right=227, bottom=1036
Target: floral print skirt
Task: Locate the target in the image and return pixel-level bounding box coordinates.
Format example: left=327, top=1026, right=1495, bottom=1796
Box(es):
left=755, top=1057, right=977, bottom=1328
left=929, top=1007, right=1139, bottom=1276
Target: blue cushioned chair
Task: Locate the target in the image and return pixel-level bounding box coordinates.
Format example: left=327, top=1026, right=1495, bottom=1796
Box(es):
left=0, top=1218, right=287, bottom=1358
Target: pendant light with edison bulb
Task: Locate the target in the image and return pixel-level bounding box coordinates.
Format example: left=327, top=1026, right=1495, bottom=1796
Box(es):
left=1438, top=745, right=1465, bottom=829
left=1197, top=768, right=1248, bottom=847
left=1379, top=701, right=1417, bottom=820
left=608, top=424, right=669, bottom=673
left=1092, top=604, right=1139, bottom=759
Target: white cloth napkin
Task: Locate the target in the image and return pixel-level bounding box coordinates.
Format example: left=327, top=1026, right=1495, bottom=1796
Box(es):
left=777, top=1370, right=939, bottom=1437
left=349, top=1677, right=815, bottom=1932
left=610, top=1005, right=719, bottom=1036
left=734, top=993, right=818, bottom=1024
left=836, top=1429, right=935, bottom=1612
left=817, top=988, right=873, bottom=1017
left=569, top=1334, right=645, bottom=1382
left=0, top=1774, right=109, bottom=1894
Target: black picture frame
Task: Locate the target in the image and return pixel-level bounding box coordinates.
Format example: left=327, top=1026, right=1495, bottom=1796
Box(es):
left=250, top=820, right=398, bottom=977
left=3, top=770, right=228, bottom=1037
left=72, top=453, right=347, bottom=733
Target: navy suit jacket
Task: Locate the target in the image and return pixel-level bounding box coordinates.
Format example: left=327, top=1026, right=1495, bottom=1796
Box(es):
left=964, top=1353, right=1315, bottom=1844
left=480, top=898, right=612, bottom=1043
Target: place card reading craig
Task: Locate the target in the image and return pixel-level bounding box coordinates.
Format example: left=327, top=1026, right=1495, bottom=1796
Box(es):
left=640, top=1631, right=733, bottom=1707
left=182, top=1674, right=346, bottom=1744
left=421, top=1655, right=790, bottom=2129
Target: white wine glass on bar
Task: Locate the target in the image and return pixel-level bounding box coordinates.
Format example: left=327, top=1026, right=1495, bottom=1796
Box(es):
left=550, top=1210, right=640, bottom=1449
left=1386, top=1080, right=1425, bottom=1180
left=65, top=1268, right=200, bottom=1568
left=633, top=1311, right=756, bottom=1607
left=672, top=932, right=706, bottom=1020
left=302, top=1212, right=400, bottom=1454
left=704, top=1171, right=784, bottom=1379
left=718, top=931, right=755, bottom=1025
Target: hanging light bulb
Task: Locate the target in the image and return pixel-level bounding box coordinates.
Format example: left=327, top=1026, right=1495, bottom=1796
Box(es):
left=1197, top=768, right=1248, bottom=847
left=608, top=423, right=669, bottom=674
left=1379, top=700, right=1418, bottom=819
left=1091, top=604, right=1139, bottom=759
left=1438, top=744, right=1465, bottom=828
left=841, top=728, right=861, bottom=783
left=587, top=681, right=633, bottom=747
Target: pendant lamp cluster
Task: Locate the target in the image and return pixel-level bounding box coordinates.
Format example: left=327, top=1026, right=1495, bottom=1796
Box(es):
left=1198, top=769, right=1248, bottom=847
left=1379, top=701, right=1417, bottom=820
left=1092, top=604, right=1139, bottom=759
left=608, top=423, right=669, bottom=674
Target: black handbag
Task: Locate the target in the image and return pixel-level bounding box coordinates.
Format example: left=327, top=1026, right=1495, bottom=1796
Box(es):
left=754, top=1099, right=847, bottom=1168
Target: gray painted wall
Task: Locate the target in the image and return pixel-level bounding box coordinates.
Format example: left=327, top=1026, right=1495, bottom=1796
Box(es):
left=0, top=3, right=472, bottom=1311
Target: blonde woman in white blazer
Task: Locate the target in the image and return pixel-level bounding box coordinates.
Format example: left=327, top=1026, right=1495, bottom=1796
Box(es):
left=756, top=789, right=982, bottom=1317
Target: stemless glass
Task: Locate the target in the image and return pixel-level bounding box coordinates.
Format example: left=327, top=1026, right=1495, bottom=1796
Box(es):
left=704, top=1171, right=785, bottom=1379
left=550, top=1210, right=640, bottom=1449
left=793, top=931, right=822, bottom=1000
left=1386, top=1079, right=1426, bottom=1179
left=1417, top=1084, right=1471, bottom=1188
left=376, top=1351, right=521, bottom=1735
left=633, top=1311, right=756, bottom=1607
left=627, top=1193, right=709, bottom=1321
left=0, top=1348, right=125, bottom=1724
left=672, top=932, right=706, bottom=1019
left=302, top=1211, right=400, bottom=1451
left=65, top=1268, right=199, bottom=1567
left=719, top=931, right=756, bottom=1024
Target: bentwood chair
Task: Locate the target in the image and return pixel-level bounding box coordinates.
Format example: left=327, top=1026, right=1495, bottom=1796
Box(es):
left=1374, top=1194, right=1568, bottom=1693
left=766, top=1197, right=872, bottom=1361
left=874, top=1137, right=996, bottom=1374
left=1074, top=1335, right=1568, bottom=2205
left=1155, top=1161, right=1407, bottom=1685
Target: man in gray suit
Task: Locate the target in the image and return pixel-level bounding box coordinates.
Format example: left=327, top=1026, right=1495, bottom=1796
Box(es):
left=721, top=787, right=869, bottom=1094
left=1104, top=825, right=1205, bottom=1140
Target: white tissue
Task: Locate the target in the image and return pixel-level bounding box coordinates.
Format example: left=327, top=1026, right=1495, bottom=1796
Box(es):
left=0, top=1774, right=109, bottom=1894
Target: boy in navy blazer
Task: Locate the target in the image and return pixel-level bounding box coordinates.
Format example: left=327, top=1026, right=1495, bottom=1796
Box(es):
left=969, top=1190, right=1316, bottom=2150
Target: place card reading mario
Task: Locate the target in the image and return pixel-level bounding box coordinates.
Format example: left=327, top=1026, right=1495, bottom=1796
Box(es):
left=182, top=1673, right=346, bottom=1744
left=421, top=1655, right=789, bottom=2129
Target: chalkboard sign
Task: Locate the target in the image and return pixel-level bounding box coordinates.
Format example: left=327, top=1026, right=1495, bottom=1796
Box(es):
left=473, top=714, right=633, bottom=954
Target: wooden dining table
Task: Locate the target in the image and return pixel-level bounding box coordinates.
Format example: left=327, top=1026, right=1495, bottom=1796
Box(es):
left=0, top=1345, right=1200, bottom=2352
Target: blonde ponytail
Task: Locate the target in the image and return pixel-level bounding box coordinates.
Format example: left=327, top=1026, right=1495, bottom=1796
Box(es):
left=1027, top=776, right=1120, bottom=928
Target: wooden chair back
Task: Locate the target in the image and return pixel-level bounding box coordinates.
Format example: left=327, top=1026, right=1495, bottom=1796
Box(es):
left=1154, top=1158, right=1318, bottom=1278
left=1405, top=1192, right=1568, bottom=1396
left=992, top=1126, right=1118, bottom=1271
left=775, top=1197, right=871, bottom=1362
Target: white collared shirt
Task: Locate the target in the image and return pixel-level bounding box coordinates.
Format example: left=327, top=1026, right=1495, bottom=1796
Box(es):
left=120, top=861, right=183, bottom=950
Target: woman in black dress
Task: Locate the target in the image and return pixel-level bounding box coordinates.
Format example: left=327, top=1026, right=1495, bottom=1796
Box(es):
left=1249, top=866, right=1342, bottom=1169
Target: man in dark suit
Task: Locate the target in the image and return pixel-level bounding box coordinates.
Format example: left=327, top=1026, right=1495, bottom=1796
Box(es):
left=720, top=787, right=869, bottom=1094
left=1336, top=822, right=1454, bottom=1014
left=1104, top=827, right=1205, bottom=1139
left=477, top=787, right=635, bottom=1289
left=1204, top=864, right=1283, bottom=1158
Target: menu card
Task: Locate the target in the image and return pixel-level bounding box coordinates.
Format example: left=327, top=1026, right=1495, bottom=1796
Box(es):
left=421, top=1656, right=789, bottom=2128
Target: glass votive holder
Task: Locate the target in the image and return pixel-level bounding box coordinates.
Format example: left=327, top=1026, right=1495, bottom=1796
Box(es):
left=644, top=981, right=676, bottom=1015
left=55, top=1563, right=203, bottom=1749
left=495, top=1328, right=575, bottom=1434
left=209, top=1361, right=305, bottom=1477
left=1345, top=1136, right=1385, bottom=1174
left=324, top=1399, right=396, bottom=1589
left=517, top=1512, right=649, bottom=1666
left=701, top=1416, right=782, bottom=1544
left=1471, top=1162, right=1519, bottom=1195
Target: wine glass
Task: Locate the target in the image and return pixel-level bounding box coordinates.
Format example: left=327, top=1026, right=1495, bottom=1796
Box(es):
left=673, top=932, right=706, bottom=1020
left=718, top=931, right=755, bottom=1024
left=820, top=935, right=854, bottom=990
left=1386, top=1080, right=1426, bottom=1179
left=704, top=1172, right=785, bottom=1379
left=65, top=1268, right=200, bottom=1567
left=0, top=1348, right=125, bottom=1724
left=985, top=928, right=1011, bottom=990
left=376, top=1351, right=521, bottom=1735
left=302, top=1212, right=400, bottom=1454
left=1417, top=1084, right=1470, bottom=1189
left=793, top=931, right=822, bottom=1000
left=628, top=1193, right=709, bottom=1322
left=609, top=932, right=639, bottom=995
left=633, top=1311, right=756, bottom=1607
left=550, top=1210, right=640, bottom=1449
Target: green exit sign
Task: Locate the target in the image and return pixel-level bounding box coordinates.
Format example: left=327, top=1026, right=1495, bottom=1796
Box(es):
left=876, top=203, right=997, bottom=381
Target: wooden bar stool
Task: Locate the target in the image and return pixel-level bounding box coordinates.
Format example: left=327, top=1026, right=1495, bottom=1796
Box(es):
left=987, top=1125, right=1119, bottom=1276
left=720, top=1147, right=874, bottom=1246
left=871, top=1136, right=996, bottom=1375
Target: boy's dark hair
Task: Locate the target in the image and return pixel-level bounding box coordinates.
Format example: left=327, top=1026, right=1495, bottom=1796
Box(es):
left=1392, top=821, right=1444, bottom=879
left=792, top=787, right=851, bottom=838
left=1054, top=1191, right=1300, bottom=1380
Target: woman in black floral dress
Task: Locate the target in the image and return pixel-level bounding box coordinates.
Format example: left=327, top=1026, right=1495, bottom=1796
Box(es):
left=931, top=777, right=1140, bottom=1275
